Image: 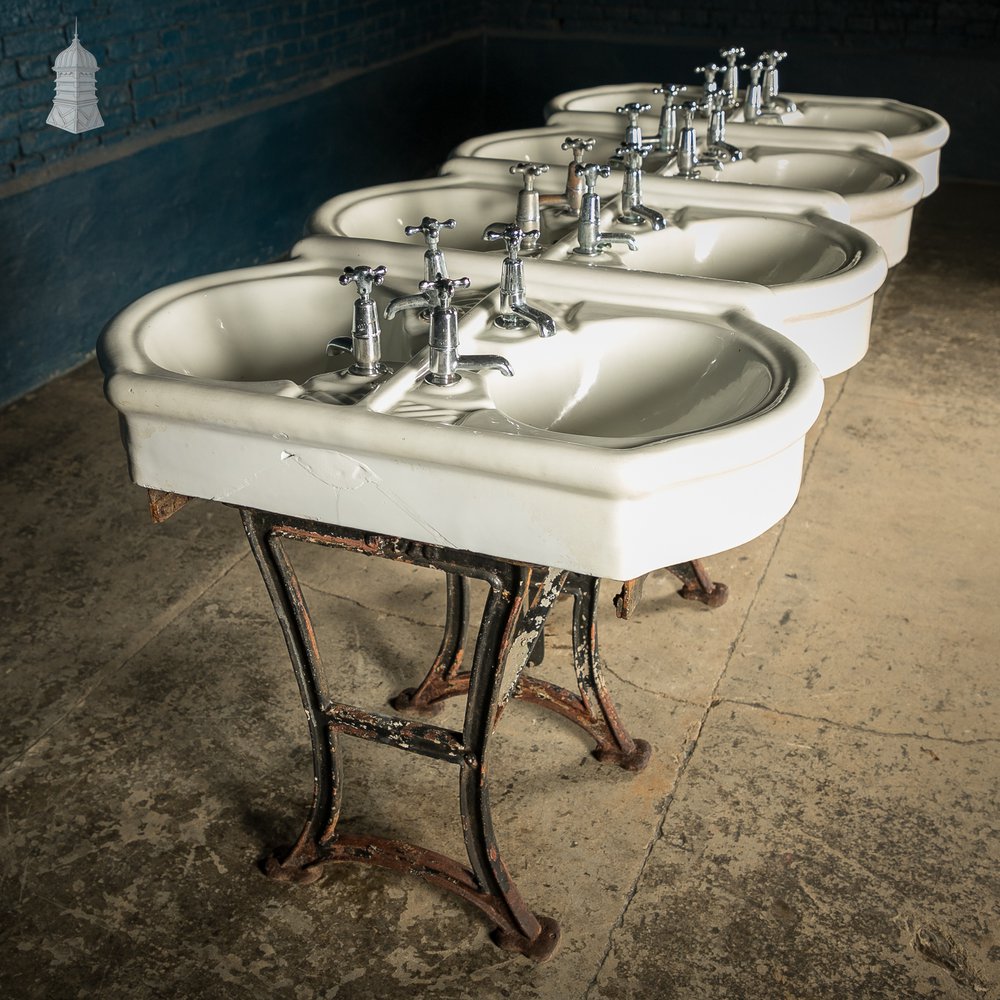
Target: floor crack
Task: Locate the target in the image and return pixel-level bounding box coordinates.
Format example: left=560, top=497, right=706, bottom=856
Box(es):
left=717, top=697, right=1000, bottom=746
left=585, top=354, right=854, bottom=996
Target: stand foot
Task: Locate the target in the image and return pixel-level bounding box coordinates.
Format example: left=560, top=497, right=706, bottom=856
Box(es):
left=491, top=914, right=561, bottom=962
left=668, top=560, right=729, bottom=608
left=592, top=737, right=653, bottom=773
left=262, top=850, right=325, bottom=886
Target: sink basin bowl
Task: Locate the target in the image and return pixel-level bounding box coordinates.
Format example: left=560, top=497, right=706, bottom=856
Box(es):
left=546, top=85, right=948, bottom=194
left=660, top=145, right=923, bottom=265
left=471, top=311, right=779, bottom=447
left=595, top=213, right=852, bottom=283
left=540, top=205, right=887, bottom=377
left=745, top=94, right=949, bottom=195
left=445, top=125, right=918, bottom=263
left=307, top=176, right=580, bottom=249
left=444, top=127, right=851, bottom=223
left=99, top=236, right=825, bottom=579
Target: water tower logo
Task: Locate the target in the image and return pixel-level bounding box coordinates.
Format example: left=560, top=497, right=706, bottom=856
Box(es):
left=47, top=20, right=104, bottom=134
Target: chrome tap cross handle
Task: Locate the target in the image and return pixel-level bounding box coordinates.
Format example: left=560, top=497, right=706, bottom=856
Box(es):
left=509, top=161, right=549, bottom=190
left=419, top=274, right=470, bottom=312
left=653, top=84, right=687, bottom=103
left=574, top=162, right=612, bottom=192
left=561, top=136, right=596, bottom=162
left=616, top=101, right=652, bottom=122
left=616, top=103, right=652, bottom=149
left=694, top=63, right=722, bottom=90
left=720, top=46, right=745, bottom=66
left=330, top=265, right=391, bottom=376
left=760, top=50, right=787, bottom=67
left=404, top=216, right=457, bottom=251
left=482, top=223, right=539, bottom=261
left=743, top=60, right=764, bottom=83
left=339, top=264, right=386, bottom=300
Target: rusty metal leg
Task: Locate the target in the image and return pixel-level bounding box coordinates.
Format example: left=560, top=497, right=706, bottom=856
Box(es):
left=512, top=574, right=651, bottom=772
left=389, top=572, right=470, bottom=714
left=464, top=564, right=565, bottom=958
left=666, top=559, right=729, bottom=608
left=240, top=510, right=565, bottom=961
left=241, top=508, right=341, bottom=884
left=389, top=569, right=650, bottom=771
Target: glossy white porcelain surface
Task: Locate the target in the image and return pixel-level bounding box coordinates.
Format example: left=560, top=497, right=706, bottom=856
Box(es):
left=99, top=237, right=825, bottom=579
left=666, top=146, right=923, bottom=265
left=308, top=177, right=579, bottom=250
left=761, top=93, right=950, bottom=194
left=445, top=127, right=852, bottom=222
left=546, top=85, right=948, bottom=194
left=544, top=204, right=885, bottom=376
left=310, top=174, right=886, bottom=377
left=577, top=212, right=852, bottom=284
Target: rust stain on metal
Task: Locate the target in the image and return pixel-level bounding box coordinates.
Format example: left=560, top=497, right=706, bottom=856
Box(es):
left=613, top=575, right=646, bottom=619
left=147, top=488, right=191, bottom=523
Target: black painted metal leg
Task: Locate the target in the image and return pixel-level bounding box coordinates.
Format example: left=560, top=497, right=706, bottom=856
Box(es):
left=239, top=510, right=567, bottom=960
left=241, top=508, right=341, bottom=883
left=389, top=572, right=470, bottom=714
left=390, top=571, right=650, bottom=772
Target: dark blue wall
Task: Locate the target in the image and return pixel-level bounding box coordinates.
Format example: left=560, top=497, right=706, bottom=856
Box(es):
left=0, top=36, right=482, bottom=408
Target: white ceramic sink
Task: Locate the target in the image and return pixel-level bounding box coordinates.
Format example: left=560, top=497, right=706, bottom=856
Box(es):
left=546, top=84, right=948, bottom=194
left=541, top=204, right=885, bottom=377
left=309, top=175, right=886, bottom=377
left=99, top=236, right=824, bottom=579
left=661, top=145, right=923, bottom=266
left=445, top=126, right=919, bottom=264
left=307, top=176, right=580, bottom=250
left=756, top=94, right=949, bottom=194
left=444, top=127, right=852, bottom=223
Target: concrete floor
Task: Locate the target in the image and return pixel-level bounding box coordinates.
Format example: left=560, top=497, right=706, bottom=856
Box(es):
left=1, top=181, right=998, bottom=999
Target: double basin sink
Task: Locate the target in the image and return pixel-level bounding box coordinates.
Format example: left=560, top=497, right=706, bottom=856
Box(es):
left=99, top=73, right=948, bottom=579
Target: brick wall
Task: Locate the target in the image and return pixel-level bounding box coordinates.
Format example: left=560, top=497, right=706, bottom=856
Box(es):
left=483, top=0, right=1000, bottom=48
left=1, top=0, right=473, bottom=183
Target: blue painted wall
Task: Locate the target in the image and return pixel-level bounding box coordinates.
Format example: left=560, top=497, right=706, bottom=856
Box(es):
left=0, top=0, right=483, bottom=409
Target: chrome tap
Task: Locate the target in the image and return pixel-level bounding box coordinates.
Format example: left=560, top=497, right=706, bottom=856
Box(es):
left=482, top=223, right=556, bottom=337
left=718, top=46, right=745, bottom=108
left=704, top=90, right=743, bottom=163
left=609, top=104, right=665, bottom=228
left=508, top=162, right=548, bottom=252
left=384, top=217, right=455, bottom=319
left=650, top=84, right=687, bottom=153
left=742, top=59, right=786, bottom=123
left=693, top=62, right=722, bottom=102
left=675, top=100, right=723, bottom=179
left=327, top=265, right=393, bottom=377
left=535, top=137, right=595, bottom=216
left=760, top=50, right=797, bottom=113
left=421, top=275, right=513, bottom=386
left=570, top=163, right=639, bottom=257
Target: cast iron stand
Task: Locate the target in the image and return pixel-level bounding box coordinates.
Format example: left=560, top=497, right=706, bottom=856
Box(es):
left=240, top=508, right=650, bottom=961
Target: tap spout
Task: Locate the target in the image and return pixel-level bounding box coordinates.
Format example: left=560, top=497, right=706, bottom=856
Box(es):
left=628, top=204, right=666, bottom=230
left=384, top=292, right=431, bottom=320
left=510, top=302, right=556, bottom=338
